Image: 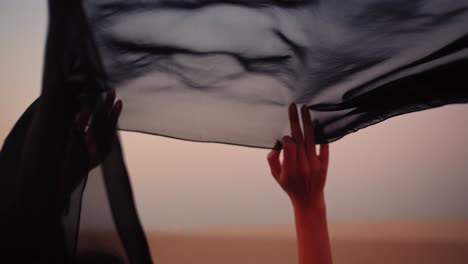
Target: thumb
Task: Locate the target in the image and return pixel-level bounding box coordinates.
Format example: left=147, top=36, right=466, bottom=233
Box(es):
left=267, top=141, right=282, bottom=181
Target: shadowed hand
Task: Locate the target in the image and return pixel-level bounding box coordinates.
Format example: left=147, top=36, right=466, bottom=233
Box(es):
left=59, top=89, right=122, bottom=197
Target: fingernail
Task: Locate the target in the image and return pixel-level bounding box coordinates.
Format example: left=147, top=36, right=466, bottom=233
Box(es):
left=107, top=88, right=116, bottom=98
left=313, top=119, right=319, bottom=128
left=273, top=140, right=283, bottom=151
left=115, top=100, right=123, bottom=113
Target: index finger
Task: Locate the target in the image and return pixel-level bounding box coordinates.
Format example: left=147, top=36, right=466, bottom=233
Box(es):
left=301, top=105, right=316, bottom=157
left=288, top=103, right=303, bottom=144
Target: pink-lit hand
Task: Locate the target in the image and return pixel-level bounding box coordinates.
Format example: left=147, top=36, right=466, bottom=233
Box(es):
left=267, top=104, right=329, bottom=209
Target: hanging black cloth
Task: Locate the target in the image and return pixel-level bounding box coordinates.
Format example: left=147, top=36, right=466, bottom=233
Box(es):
left=1, top=0, right=468, bottom=263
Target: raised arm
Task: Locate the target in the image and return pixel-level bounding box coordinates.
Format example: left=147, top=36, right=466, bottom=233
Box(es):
left=267, top=104, right=332, bottom=264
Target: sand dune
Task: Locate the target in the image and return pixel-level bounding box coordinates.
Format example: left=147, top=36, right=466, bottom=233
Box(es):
left=78, top=221, right=468, bottom=264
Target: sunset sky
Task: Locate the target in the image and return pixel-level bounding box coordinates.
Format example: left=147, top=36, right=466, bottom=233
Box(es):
left=1, top=1, right=467, bottom=230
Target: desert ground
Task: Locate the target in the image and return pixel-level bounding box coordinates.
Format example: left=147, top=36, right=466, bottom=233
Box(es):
left=79, top=221, right=468, bottom=264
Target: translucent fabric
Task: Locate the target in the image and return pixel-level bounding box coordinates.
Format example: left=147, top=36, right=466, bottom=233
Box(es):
left=1, top=0, right=468, bottom=263
left=83, top=0, right=468, bottom=146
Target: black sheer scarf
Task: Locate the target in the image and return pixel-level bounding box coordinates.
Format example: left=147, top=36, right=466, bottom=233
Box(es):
left=1, top=0, right=468, bottom=263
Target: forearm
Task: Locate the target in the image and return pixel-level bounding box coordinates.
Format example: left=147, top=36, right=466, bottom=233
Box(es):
left=292, top=194, right=333, bottom=264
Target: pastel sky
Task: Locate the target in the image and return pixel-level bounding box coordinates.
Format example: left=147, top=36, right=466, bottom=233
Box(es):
left=1, top=1, right=467, bottom=230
